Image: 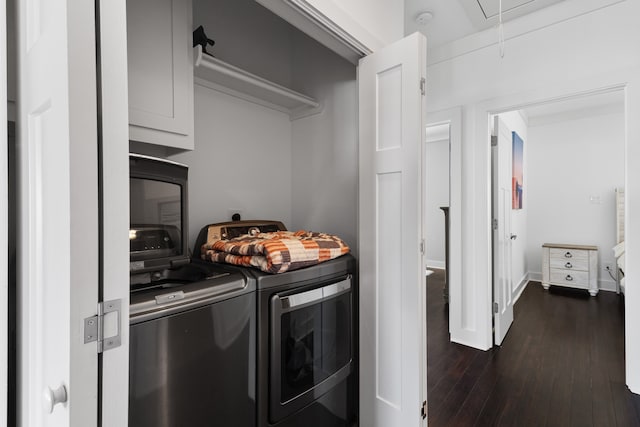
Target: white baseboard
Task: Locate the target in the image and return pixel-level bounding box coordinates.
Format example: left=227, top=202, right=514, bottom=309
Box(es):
left=427, top=260, right=445, bottom=270
left=528, top=272, right=542, bottom=282
left=598, top=279, right=617, bottom=293
left=512, top=274, right=529, bottom=304
left=527, top=271, right=617, bottom=293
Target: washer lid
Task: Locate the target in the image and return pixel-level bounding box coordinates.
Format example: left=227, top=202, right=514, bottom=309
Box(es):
left=129, top=271, right=250, bottom=324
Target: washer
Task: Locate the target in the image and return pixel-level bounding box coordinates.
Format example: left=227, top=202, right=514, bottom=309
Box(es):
left=129, top=265, right=257, bottom=427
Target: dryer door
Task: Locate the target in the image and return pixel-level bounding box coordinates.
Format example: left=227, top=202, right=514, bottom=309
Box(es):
left=269, top=275, right=353, bottom=423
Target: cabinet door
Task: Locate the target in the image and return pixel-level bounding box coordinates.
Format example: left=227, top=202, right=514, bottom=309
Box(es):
left=127, top=0, right=194, bottom=150
left=358, top=32, right=427, bottom=427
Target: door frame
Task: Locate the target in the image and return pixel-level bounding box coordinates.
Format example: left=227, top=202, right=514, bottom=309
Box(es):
left=1, top=0, right=8, bottom=422
left=471, top=78, right=633, bottom=352
left=96, top=0, right=131, bottom=424
left=425, top=107, right=462, bottom=344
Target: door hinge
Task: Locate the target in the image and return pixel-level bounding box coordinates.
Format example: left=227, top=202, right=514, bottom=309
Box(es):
left=420, top=77, right=426, bottom=96
left=420, top=239, right=425, bottom=255
left=421, top=400, right=427, bottom=420
left=493, top=302, right=499, bottom=314
left=493, top=218, right=498, bottom=230
left=491, top=135, right=498, bottom=146
left=84, top=299, right=122, bottom=353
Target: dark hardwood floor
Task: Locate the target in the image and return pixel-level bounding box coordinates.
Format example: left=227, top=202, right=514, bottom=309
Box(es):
left=426, top=269, right=640, bottom=426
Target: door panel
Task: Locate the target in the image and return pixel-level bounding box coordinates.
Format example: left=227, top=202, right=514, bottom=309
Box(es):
left=492, top=116, right=514, bottom=346
left=358, top=32, right=427, bottom=427
left=17, top=0, right=100, bottom=425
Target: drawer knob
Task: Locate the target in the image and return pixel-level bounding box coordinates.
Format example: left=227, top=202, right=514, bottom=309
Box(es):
left=564, top=252, right=572, bottom=258
left=566, top=275, right=573, bottom=281
left=565, top=262, right=573, bottom=268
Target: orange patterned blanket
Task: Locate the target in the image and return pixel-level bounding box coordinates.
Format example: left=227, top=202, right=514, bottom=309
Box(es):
left=200, top=230, right=350, bottom=274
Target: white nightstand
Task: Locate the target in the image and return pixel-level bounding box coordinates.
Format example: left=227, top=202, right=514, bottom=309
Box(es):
left=542, top=243, right=599, bottom=296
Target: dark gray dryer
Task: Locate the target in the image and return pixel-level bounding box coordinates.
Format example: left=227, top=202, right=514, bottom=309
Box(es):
left=193, top=221, right=358, bottom=427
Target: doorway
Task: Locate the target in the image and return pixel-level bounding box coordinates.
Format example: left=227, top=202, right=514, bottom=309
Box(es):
left=424, top=107, right=462, bottom=348
left=425, top=122, right=450, bottom=298
left=490, top=88, right=626, bottom=345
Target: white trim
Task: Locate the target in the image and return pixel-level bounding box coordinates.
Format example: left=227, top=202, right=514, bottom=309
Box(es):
left=512, top=274, right=529, bottom=305
left=425, top=106, right=465, bottom=347
left=285, top=0, right=375, bottom=56
left=598, top=280, right=618, bottom=293
left=254, top=0, right=372, bottom=64
left=526, top=271, right=618, bottom=293
left=528, top=271, right=543, bottom=283
left=471, top=76, right=633, bottom=352
left=98, top=0, right=131, bottom=424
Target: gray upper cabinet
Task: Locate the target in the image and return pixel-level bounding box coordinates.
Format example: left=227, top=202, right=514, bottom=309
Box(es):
left=127, top=0, right=194, bottom=150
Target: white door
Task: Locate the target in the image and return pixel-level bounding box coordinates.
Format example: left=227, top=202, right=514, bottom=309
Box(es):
left=17, top=0, right=100, bottom=425
left=492, top=116, right=514, bottom=346
left=358, top=32, right=428, bottom=427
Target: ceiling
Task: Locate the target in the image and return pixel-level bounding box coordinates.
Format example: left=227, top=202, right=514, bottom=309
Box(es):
left=405, top=0, right=623, bottom=118
left=405, top=0, right=567, bottom=49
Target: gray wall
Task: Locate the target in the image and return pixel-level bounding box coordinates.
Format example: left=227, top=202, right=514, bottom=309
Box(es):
left=172, top=0, right=358, bottom=252
left=290, top=32, right=358, bottom=253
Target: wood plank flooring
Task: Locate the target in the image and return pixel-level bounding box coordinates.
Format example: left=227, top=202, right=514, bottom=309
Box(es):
left=426, top=269, right=640, bottom=426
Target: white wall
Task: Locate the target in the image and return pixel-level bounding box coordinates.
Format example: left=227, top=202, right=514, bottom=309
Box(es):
left=425, top=137, right=449, bottom=268
left=290, top=31, right=358, bottom=252
left=171, top=85, right=293, bottom=250
left=425, top=0, right=640, bottom=393
left=526, top=107, right=624, bottom=291
left=494, top=110, right=529, bottom=298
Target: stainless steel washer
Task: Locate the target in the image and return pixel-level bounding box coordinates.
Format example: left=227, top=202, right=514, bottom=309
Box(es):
left=129, top=269, right=256, bottom=427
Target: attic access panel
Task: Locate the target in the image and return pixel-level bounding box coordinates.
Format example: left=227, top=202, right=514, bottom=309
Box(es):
left=478, top=0, right=535, bottom=18
left=460, top=0, right=566, bottom=29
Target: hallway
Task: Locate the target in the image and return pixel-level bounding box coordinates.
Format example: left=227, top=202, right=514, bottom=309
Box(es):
left=427, top=269, right=640, bottom=426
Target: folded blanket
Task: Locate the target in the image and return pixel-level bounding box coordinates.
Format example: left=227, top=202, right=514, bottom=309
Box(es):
left=201, top=230, right=350, bottom=274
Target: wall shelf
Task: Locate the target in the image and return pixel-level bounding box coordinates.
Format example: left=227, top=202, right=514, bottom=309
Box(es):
left=194, top=45, right=320, bottom=117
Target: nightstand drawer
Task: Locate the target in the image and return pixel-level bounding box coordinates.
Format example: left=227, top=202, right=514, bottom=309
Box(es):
left=550, top=257, right=589, bottom=271
left=550, top=248, right=588, bottom=261
left=550, top=269, right=589, bottom=286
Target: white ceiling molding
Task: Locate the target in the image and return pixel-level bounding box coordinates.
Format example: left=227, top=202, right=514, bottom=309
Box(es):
left=255, top=0, right=374, bottom=64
